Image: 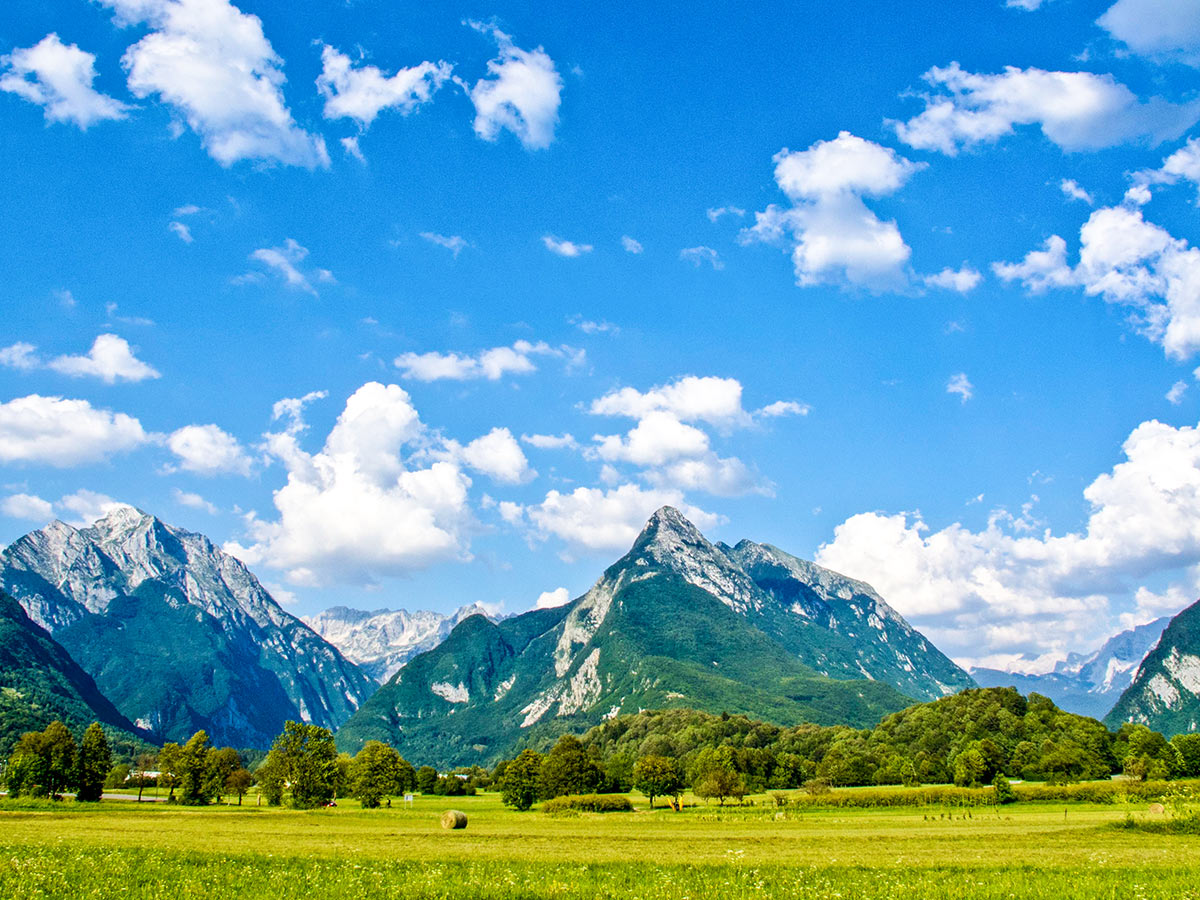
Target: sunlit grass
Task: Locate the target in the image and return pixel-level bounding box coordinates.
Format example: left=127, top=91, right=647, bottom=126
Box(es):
left=1, top=790, right=1197, bottom=898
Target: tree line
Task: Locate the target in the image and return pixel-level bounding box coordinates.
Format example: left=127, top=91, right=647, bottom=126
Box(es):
left=8, top=689, right=1197, bottom=811
left=490, top=688, right=1200, bottom=808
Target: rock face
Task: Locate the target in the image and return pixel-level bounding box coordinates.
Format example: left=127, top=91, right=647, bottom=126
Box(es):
left=0, top=588, right=138, bottom=756
left=304, top=604, right=492, bottom=683
left=1106, top=600, right=1200, bottom=736
left=0, top=507, right=375, bottom=748
left=337, top=506, right=972, bottom=767
left=973, top=617, right=1170, bottom=720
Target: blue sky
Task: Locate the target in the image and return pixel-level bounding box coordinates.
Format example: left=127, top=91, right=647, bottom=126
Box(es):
left=3, top=0, right=1200, bottom=671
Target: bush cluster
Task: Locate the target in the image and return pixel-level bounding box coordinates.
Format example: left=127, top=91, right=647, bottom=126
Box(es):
left=542, top=793, right=634, bottom=813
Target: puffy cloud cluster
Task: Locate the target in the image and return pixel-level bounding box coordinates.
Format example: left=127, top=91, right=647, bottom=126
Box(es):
left=0, top=334, right=159, bottom=383
left=395, top=340, right=581, bottom=382
left=817, top=416, right=1200, bottom=667
left=994, top=204, right=1200, bottom=359
left=99, top=0, right=328, bottom=168
left=465, top=22, right=562, bottom=150
left=892, top=63, right=1200, bottom=155
left=0, top=395, right=150, bottom=467
left=228, top=382, right=476, bottom=585
left=0, top=33, right=128, bottom=128
left=316, top=45, right=451, bottom=130
left=741, top=132, right=921, bottom=291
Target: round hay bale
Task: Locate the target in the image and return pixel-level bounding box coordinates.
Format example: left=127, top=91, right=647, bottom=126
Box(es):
left=441, top=809, right=468, bottom=830
left=1148, top=803, right=1165, bottom=815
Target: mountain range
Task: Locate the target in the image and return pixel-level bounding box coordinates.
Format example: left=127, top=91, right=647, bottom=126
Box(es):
left=304, top=604, right=492, bottom=683
left=336, top=506, right=974, bottom=767
left=0, top=507, right=374, bottom=748
left=972, top=617, right=1170, bottom=720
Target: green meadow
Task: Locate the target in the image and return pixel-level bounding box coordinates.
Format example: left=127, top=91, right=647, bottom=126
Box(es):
left=2, top=789, right=1198, bottom=899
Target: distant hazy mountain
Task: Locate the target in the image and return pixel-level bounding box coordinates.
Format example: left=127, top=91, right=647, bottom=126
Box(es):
left=973, top=617, right=1170, bottom=720
left=0, top=588, right=139, bottom=756
left=0, top=507, right=375, bottom=748
left=304, top=604, right=493, bottom=683
left=1106, top=600, right=1200, bottom=736
left=338, top=506, right=971, bottom=767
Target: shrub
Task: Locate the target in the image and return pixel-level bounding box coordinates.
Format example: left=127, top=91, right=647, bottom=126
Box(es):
left=542, top=793, right=634, bottom=814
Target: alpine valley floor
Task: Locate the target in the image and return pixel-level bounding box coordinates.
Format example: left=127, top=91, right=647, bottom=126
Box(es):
left=2, top=791, right=1197, bottom=900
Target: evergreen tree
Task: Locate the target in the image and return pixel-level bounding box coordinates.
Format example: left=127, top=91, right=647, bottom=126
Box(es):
left=75, top=722, right=111, bottom=802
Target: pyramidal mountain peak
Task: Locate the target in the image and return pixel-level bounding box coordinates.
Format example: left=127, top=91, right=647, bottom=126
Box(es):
left=338, top=506, right=973, bottom=767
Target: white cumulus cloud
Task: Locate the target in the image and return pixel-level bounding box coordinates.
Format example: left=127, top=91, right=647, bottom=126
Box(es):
left=535, top=586, right=571, bottom=609
left=1, top=493, right=55, bottom=521
left=451, top=427, right=535, bottom=484
left=741, top=132, right=922, bottom=291
left=1098, top=0, right=1200, bottom=67
left=892, top=62, right=1200, bottom=155
left=395, top=340, right=577, bottom=382
left=994, top=205, right=1200, bottom=359
left=226, top=382, right=474, bottom=586
left=100, top=0, right=328, bottom=168
left=817, top=415, right=1200, bottom=666
left=166, top=424, right=253, bottom=476
left=0, top=33, right=129, bottom=128
left=465, top=22, right=562, bottom=150
left=316, top=44, right=450, bottom=130
left=0, top=395, right=149, bottom=467
left=1, top=335, right=160, bottom=383
left=680, top=246, right=724, bottom=270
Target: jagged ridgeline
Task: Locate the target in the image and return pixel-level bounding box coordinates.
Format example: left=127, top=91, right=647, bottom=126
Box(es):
left=0, top=589, right=141, bottom=758
left=338, top=507, right=974, bottom=767
left=1107, top=597, right=1200, bottom=737
left=0, top=507, right=375, bottom=748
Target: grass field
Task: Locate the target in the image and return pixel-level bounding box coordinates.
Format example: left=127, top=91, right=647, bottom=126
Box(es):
left=1, top=790, right=1197, bottom=899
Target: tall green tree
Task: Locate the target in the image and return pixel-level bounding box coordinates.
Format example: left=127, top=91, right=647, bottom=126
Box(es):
left=264, top=721, right=339, bottom=808
left=501, top=749, right=544, bottom=811
left=4, top=721, right=78, bottom=799
left=75, top=722, right=111, bottom=802
left=538, top=734, right=602, bottom=800
left=632, top=755, right=683, bottom=809
left=350, top=740, right=409, bottom=808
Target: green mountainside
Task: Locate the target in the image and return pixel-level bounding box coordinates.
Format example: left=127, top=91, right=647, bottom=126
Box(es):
left=338, top=507, right=969, bottom=767
left=0, top=589, right=141, bottom=757
left=1106, top=598, right=1200, bottom=736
